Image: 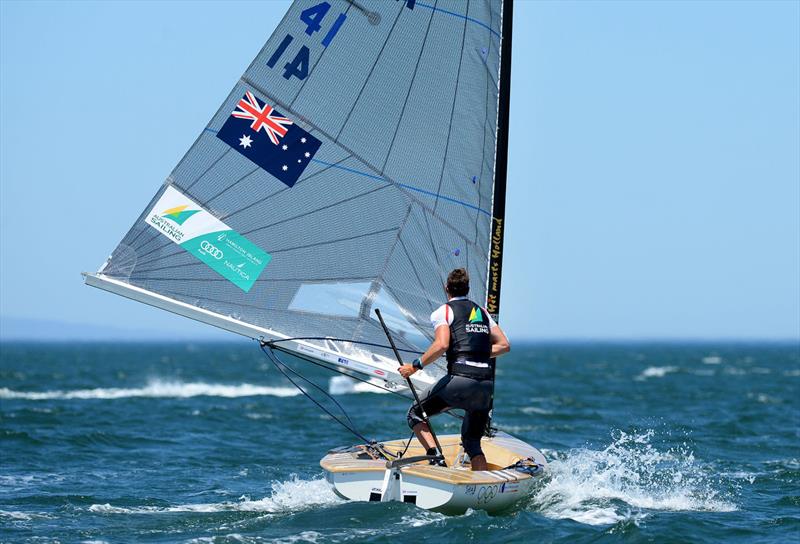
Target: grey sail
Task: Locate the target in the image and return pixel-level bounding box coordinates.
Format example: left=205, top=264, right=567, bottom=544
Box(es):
left=89, top=0, right=509, bottom=385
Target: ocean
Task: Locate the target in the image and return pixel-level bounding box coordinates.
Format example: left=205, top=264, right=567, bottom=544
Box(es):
left=1, top=341, right=798, bottom=543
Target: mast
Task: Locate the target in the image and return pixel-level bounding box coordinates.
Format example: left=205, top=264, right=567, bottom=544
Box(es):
left=486, top=0, right=513, bottom=323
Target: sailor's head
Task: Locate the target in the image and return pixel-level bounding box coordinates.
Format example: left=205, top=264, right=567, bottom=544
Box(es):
left=445, top=268, right=470, bottom=298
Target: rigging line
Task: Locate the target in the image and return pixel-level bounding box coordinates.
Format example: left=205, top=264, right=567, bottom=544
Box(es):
left=269, top=344, right=409, bottom=399
left=264, top=345, right=360, bottom=432
left=260, top=343, right=371, bottom=444
left=269, top=343, right=465, bottom=424
left=415, top=2, right=500, bottom=39
left=310, top=158, right=491, bottom=217
left=432, top=0, right=469, bottom=216
left=379, top=0, right=438, bottom=175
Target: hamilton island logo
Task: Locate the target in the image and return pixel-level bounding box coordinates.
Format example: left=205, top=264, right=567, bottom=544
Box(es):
left=161, top=205, right=199, bottom=225
left=469, top=307, right=484, bottom=323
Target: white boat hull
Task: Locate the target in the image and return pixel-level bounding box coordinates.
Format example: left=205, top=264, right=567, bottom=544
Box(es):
left=321, top=432, right=546, bottom=514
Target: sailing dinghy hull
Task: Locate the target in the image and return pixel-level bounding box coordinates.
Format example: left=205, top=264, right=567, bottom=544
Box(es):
left=321, top=432, right=546, bottom=514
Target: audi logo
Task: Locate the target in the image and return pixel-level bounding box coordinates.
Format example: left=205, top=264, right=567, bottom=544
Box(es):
left=199, top=240, right=223, bottom=259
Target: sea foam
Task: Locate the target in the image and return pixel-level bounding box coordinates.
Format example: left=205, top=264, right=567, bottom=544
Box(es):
left=634, top=366, right=679, bottom=381
left=0, top=379, right=300, bottom=400
left=88, top=476, right=342, bottom=516
left=531, top=430, right=737, bottom=526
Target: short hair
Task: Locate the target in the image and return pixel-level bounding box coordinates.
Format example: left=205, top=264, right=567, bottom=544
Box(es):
left=446, top=268, right=470, bottom=297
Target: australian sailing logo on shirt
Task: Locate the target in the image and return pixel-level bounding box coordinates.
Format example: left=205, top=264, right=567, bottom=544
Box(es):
left=216, top=91, right=322, bottom=188
left=465, top=307, right=490, bottom=334
left=145, top=186, right=271, bottom=293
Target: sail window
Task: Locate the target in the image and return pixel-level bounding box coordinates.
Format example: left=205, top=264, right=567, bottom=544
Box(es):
left=288, top=282, right=372, bottom=318
left=370, top=287, right=429, bottom=349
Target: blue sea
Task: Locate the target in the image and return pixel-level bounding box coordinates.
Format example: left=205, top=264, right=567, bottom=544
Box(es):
left=1, top=341, right=798, bottom=543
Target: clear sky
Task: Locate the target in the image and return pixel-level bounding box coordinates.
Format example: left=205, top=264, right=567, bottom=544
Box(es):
left=1, top=0, right=798, bottom=340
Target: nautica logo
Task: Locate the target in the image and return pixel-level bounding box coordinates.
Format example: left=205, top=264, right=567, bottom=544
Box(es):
left=161, top=205, right=199, bottom=225
left=469, top=307, right=483, bottom=323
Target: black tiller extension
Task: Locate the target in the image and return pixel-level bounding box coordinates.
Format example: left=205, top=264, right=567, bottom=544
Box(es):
left=374, top=308, right=446, bottom=467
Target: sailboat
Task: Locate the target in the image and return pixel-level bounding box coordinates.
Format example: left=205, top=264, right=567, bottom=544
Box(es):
left=84, top=0, right=546, bottom=514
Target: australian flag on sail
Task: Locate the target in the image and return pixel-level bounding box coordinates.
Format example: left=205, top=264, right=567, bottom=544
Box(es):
left=217, top=91, right=321, bottom=187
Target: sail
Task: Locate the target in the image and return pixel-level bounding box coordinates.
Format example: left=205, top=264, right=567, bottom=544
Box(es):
left=87, top=0, right=510, bottom=386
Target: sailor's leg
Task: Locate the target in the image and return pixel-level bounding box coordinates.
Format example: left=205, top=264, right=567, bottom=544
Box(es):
left=406, top=376, right=451, bottom=451
left=461, top=409, right=490, bottom=471
left=411, top=421, right=436, bottom=452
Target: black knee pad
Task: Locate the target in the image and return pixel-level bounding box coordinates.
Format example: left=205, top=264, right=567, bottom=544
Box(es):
left=406, top=405, right=425, bottom=429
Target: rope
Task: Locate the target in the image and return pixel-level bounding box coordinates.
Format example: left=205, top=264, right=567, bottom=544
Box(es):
left=259, top=342, right=372, bottom=445
left=269, top=343, right=409, bottom=399
left=268, top=341, right=465, bottom=423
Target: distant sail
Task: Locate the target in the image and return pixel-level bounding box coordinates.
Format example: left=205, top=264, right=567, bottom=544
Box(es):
left=88, top=0, right=509, bottom=385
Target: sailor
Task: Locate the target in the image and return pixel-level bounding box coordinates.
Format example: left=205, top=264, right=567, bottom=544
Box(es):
left=399, top=268, right=510, bottom=471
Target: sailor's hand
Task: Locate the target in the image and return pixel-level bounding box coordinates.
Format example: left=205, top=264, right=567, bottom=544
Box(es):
left=399, top=364, right=416, bottom=378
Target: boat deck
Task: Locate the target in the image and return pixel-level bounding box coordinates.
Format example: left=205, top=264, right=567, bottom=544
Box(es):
left=320, top=433, right=540, bottom=486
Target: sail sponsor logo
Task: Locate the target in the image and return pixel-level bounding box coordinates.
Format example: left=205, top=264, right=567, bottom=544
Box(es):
left=145, top=186, right=271, bottom=292
left=162, top=205, right=200, bottom=225
left=148, top=204, right=201, bottom=242
left=486, top=217, right=503, bottom=315
left=199, top=240, right=224, bottom=260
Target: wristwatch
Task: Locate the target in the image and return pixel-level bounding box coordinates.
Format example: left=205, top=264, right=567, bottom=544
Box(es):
left=412, top=358, right=424, bottom=370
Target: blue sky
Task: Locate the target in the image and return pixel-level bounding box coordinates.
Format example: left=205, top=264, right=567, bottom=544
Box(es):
left=1, top=1, right=798, bottom=340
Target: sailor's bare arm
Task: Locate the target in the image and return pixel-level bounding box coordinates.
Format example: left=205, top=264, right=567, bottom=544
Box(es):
left=399, top=326, right=450, bottom=378
left=490, top=325, right=511, bottom=357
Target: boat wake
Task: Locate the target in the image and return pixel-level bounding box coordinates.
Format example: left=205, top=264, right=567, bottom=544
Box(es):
left=88, top=476, right=343, bottom=516
left=530, top=430, right=737, bottom=525
left=0, top=379, right=301, bottom=400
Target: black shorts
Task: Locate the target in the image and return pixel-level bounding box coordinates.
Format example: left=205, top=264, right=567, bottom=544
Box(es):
left=406, top=374, right=493, bottom=458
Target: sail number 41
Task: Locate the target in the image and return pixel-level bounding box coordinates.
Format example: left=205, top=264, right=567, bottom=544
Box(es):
left=266, top=2, right=347, bottom=81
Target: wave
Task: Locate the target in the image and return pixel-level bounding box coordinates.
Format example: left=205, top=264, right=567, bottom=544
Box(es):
left=0, top=509, right=52, bottom=522
left=634, top=366, right=679, bottom=381
left=328, top=376, right=390, bottom=395
left=0, top=379, right=301, bottom=400
left=88, top=476, right=342, bottom=515
left=531, top=430, right=737, bottom=526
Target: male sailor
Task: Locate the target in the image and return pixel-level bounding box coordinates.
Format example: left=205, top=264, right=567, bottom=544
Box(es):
left=399, top=268, right=511, bottom=471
